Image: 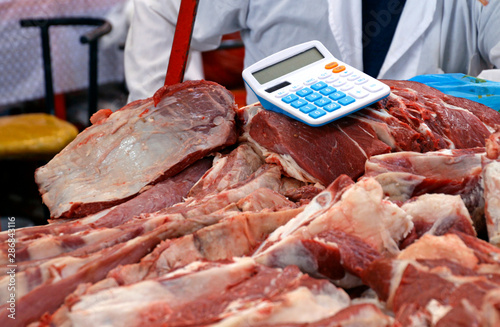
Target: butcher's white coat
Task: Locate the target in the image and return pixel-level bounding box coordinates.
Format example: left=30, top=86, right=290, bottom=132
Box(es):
left=125, top=0, right=500, bottom=103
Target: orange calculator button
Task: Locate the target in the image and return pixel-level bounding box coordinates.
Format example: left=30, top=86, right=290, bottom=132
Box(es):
left=332, top=65, right=346, bottom=73
left=325, top=62, right=339, bottom=69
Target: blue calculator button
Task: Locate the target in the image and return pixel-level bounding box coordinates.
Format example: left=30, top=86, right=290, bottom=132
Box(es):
left=282, top=94, right=299, bottom=103
left=305, top=93, right=322, bottom=102
left=309, top=109, right=327, bottom=119
left=314, top=98, right=332, bottom=107
left=323, top=102, right=341, bottom=112
left=300, top=104, right=317, bottom=113
left=291, top=99, right=308, bottom=108
left=338, top=96, right=356, bottom=106
left=310, top=81, right=327, bottom=91
left=296, top=88, right=313, bottom=97
left=329, top=91, right=346, bottom=101
left=319, top=86, right=336, bottom=96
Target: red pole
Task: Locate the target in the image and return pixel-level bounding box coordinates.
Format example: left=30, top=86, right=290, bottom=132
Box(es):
left=164, top=0, right=200, bottom=86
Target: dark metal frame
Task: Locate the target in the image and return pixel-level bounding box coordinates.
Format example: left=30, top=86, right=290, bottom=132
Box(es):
left=20, top=17, right=112, bottom=120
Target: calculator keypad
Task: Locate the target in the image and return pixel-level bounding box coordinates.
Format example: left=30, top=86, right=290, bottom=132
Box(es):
left=279, top=63, right=385, bottom=122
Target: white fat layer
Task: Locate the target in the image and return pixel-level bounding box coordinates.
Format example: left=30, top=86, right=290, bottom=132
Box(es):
left=484, top=161, right=500, bottom=246
left=1, top=255, right=90, bottom=299
left=408, top=311, right=431, bottom=327
left=426, top=299, right=452, bottom=325
left=373, top=172, right=425, bottom=202
left=336, top=125, right=368, bottom=159
left=304, top=178, right=412, bottom=255
left=402, top=193, right=475, bottom=236
left=398, top=234, right=478, bottom=269
left=256, top=178, right=413, bottom=285
left=355, top=112, right=397, bottom=149
left=211, top=286, right=350, bottom=327
left=386, top=260, right=411, bottom=309
left=267, top=153, right=322, bottom=184
left=77, top=208, right=113, bottom=225
left=255, top=237, right=319, bottom=275
left=259, top=178, right=413, bottom=259
left=69, top=258, right=257, bottom=327
left=26, top=237, right=63, bottom=261
left=254, top=188, right=334, bottom=253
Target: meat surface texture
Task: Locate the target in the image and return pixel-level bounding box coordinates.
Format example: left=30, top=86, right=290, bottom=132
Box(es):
left=8, top=79, right=500, bottom=327
left=254, top=177, right=413, bottom=287
left=239, top=80, right=500, bottom=187
left=35, top=80, right=238, bottom=219
left=53, top=258, right=368, bottom=327
left=362, top=233, right=500, bottom=326
left=238, top=104, right=391, bottom=185
left=484, top=131, right=500, bottom=245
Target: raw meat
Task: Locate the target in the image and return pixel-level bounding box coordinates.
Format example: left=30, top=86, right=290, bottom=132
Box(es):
left=237, top=104, right=391, bottom=185
left=254, top=177, right=413, bottom=286
left=399, top=193, right=476, bottom=248
left=268, top=303, right=394, bottom=327
left=0, top=158, right=212, bottom=269
left=107, top=206, right=303, bottom=285
left=187, top=143, right=263, bottom=198
left=11, top=79, right=500, bottom=326
left=364, top=148, right=485, bottom=202
left=35, top=80, right=238, bottom=219
left=238, top=80, right=500, bottom=187
left=377, top=79, right=500, bottom=150
left=50, top=259, right=353, bottom=327
left=362, top=233, right=500, bottom=326
left=0, top=161, right=286, bottom=327
left=0, top=157, right=212, bottom=244
left=484, top=131, right=500, bottom=245
left=364, top=148, right=488, bottom=234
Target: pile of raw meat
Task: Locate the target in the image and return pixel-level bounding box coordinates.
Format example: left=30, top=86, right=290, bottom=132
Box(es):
left=2, top=79, right=500, bottom=326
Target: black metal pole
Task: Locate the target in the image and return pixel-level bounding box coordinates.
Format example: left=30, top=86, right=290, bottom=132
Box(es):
left=88, top=40, right=98, bottom=118
left=40, top=25, right=55, bottom=115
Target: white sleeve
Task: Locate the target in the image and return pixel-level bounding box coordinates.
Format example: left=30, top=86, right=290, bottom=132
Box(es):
left=125, top=0, right=189, bottom=102
left=124, top=0, right=248, bottom=103
left=477, top=1, right=500, bottom=68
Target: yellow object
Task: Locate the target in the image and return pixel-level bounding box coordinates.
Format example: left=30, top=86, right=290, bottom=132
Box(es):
left=0, top=113, right=78, bottom=159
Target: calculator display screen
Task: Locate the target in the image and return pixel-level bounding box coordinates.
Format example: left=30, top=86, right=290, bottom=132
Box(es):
left=252, top=47, right=324, bottom=84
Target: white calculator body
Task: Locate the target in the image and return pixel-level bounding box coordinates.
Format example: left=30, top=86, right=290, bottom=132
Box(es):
left=242, top=40, right=391, bottom=126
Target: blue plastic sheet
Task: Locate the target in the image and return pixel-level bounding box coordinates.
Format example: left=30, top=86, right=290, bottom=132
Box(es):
left=409, top=73, right=500, bottom=111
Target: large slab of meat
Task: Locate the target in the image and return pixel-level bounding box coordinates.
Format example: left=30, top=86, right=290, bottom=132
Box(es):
left=238, top=80, right=500, bottom=186
left=35, top=80, right=238, bottom=219
left=3, top=79, right=500, bottom=327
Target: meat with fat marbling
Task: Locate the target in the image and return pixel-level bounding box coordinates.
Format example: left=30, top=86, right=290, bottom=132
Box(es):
left=35, top=80, right=238, bottom=219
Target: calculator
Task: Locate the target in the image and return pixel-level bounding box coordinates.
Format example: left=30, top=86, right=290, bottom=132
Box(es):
left=242, top=40, right=391, bottom=126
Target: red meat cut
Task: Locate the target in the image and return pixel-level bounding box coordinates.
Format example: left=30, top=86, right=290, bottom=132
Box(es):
left=35, top=80, right=238, bottom=219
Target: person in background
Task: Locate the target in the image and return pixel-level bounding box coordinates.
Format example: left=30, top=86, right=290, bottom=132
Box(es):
left=124, top=0, right=500, bottom=104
